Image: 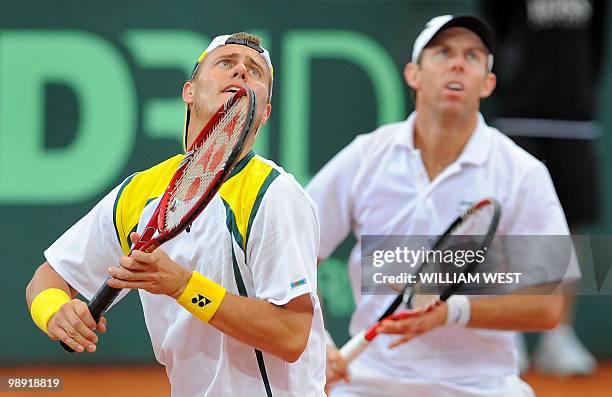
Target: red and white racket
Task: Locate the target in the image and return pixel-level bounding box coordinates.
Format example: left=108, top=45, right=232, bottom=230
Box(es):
left=340, top=198, right=501, bottom=362
left=61, top=85, right=256, bottom=352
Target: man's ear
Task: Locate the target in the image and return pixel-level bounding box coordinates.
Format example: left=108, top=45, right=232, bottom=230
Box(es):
left=404, top=62, right=420, bottom=91
left=479, top=72, right=497, bottom=99
left=259, top=102, right=272, bottom=126
left=182, top=80, right=194, bottom=105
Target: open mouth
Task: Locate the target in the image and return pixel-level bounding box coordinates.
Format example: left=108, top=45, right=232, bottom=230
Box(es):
left=222, top=85, right=241, bottom=94
left=445, top=82, right=464, bottom=91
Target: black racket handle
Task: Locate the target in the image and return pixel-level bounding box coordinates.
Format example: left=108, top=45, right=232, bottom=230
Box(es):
left=60, top=281, right=122, bottom=353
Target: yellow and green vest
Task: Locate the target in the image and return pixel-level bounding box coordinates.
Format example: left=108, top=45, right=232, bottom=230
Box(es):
left=112, top=151, right=280, bottom=255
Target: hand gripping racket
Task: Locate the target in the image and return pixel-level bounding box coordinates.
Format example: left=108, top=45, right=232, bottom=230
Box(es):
left=340, top=198, right=501, bottom=362
left=61, top=85, right=256, bottom=352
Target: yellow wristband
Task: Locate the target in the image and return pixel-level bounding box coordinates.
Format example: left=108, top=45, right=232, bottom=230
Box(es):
left=30, top=288, right=71, bottom=334
left=177, top=271, right=226, bottom=323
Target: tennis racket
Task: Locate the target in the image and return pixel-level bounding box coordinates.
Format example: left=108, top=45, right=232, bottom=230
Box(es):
left=340, top=197, right=501, bottom=362
left=61, top=85, right=257, bottom=352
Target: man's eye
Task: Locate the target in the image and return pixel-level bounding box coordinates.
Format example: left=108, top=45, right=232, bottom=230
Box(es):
left=467, top=53, right=478, bottom=62
left=439, top=49, right=449, bottom=57
left=248, top=68, right=262, bottom=78
left=218, top=60, right=231, bottom=68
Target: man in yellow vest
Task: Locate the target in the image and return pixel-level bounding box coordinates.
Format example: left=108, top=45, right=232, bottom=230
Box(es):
left=26, top=32, right=326, bottom=397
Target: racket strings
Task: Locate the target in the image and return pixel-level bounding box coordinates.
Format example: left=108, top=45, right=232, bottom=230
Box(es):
left=164, top=97, right=249, bottom=230
left=410, top=202, right=498, bottom=308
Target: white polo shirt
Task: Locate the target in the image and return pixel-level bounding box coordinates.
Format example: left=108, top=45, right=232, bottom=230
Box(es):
left=307, top=112, right=572, bottom=384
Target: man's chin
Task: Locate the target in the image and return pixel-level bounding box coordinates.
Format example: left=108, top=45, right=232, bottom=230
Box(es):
left=437, top=97, right=478, bottom=113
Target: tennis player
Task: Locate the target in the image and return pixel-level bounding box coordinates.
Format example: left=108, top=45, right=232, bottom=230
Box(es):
left=26, top=32, right=326, bottom=397
left=307, top=15, right=576, bottom=396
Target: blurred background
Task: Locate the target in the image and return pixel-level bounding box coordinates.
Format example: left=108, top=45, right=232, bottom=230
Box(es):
left=1, top=0, right=611, bottom=395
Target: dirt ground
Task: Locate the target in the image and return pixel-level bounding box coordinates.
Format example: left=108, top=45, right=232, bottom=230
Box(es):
left=2, top=363, right=611, bottom=396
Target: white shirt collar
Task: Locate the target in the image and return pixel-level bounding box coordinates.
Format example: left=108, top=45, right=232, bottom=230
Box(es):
left=392, top=112, right=417, bottom=149
left=394, top=112, right=492, bottom=166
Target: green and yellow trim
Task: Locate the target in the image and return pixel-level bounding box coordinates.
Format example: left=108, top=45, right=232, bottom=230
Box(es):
left=112, top=155, right=184, bottom=254
left=219, top=152, right=280, bottom=252
left=111, top=151, right=280, bottom=258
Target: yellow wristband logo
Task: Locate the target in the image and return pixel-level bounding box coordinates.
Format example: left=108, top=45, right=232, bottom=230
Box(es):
left=191, top=294, right=212, bottom=308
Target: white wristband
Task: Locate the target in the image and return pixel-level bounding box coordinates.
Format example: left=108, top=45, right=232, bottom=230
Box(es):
left=325, top=329, right=336, bottom=347
left=445, top=296, right=471, bottom=326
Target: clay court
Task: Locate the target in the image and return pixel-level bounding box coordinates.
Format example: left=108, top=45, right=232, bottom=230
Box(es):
left=2, top=363, right=611, bottom=396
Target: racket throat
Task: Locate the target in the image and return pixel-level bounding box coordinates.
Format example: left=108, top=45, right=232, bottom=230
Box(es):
left=405, top=294, right=415, bottom=310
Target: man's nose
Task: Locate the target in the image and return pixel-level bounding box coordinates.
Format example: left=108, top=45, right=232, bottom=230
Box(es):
left=449, top=54, right=466, bottom=71
left=231, top=63, right=248, bottom=80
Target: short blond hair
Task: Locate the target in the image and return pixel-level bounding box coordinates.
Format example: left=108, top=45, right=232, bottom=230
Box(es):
left=228, top=32, right=262, bottom=46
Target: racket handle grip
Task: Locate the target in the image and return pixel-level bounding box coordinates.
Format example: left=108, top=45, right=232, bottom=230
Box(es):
left=88, top=283, right=122, bottom=321
left=339, top=312, right=419, bottom=362
left=339, top=330, right=370, bottom=363
left=59, top=280, right=122, bottom=353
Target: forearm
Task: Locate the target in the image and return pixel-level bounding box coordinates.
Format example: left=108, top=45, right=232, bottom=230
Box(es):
left=26, top=262, right=77, bottom=309
left=209, top=292, right=313, bottom=363
left=468, top=294, right=563, bottom=331
left=109, top=244, right=315, bottom=362
left=379, top=293, right=563, bottom=346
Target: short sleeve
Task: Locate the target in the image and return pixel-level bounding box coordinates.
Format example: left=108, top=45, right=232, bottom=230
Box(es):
left=506, top=163, right=581, bottom=283
left=507, top=162, right=570, bottom=236
left=44, top=184, right=128, bottom=302
left=306, top=138, right=362, bottom=259
left=247, top=176, right=319, bottom=305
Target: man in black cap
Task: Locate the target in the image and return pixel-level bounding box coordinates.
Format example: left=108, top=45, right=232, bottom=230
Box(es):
left=308, top=15, right=571, bottom=396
